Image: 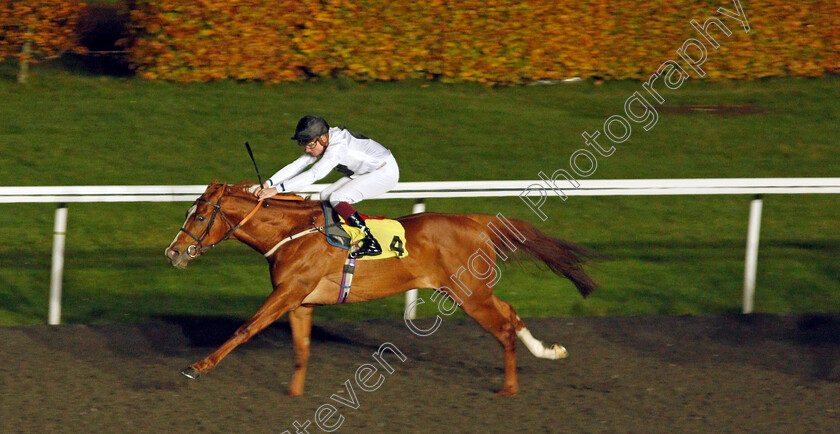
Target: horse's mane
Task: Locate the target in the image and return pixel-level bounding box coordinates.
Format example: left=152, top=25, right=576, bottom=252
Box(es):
left=223, top=181, right=320, bottom=209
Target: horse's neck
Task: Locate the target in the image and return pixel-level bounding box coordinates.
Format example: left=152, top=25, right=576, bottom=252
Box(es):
left=224, top=195, right=320, bottom=253
left=260, top=201, right=321, bottom=228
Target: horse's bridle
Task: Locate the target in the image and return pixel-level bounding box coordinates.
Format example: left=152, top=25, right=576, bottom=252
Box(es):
left=179, top=196, right=263, bottom=257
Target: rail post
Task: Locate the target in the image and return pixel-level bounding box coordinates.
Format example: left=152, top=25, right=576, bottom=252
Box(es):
left=742, top=195, right=763, bottom=314
left=49, top=203, right=68, bottom=325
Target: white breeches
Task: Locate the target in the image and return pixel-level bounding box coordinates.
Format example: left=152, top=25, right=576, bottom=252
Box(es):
left=321, top=155, right=399, bottom=206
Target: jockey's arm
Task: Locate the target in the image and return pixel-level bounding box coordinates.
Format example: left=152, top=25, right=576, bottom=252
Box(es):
left=280, top=144, right=345, bottom=193
left=256, top=154, right=316, bottom=200
left=264, top=154, right=317, bottom=190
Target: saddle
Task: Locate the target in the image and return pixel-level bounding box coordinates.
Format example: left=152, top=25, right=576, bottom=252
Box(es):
left=321, top=203, right=409, bottom=260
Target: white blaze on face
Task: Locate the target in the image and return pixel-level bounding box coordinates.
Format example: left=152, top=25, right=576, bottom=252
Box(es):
left=168, top=204, right=197, bottom=250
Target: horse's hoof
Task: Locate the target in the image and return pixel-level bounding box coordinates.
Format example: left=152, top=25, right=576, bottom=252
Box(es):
left=495, top=386, right=519, bottom=396
left=181, top=366, right=200, bottom=379
left=552, top=344, right=568, bottom=359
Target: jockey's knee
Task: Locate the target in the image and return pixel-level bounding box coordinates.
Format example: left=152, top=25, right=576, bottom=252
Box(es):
left=329, top=193, right=361, bottom=207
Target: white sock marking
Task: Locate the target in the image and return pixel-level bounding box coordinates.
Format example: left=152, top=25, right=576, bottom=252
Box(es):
left=516, top=327, right=567, bottom=360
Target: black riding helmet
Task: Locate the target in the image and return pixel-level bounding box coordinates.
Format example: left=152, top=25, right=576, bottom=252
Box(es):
left=291, top=115, right=329, bottom=143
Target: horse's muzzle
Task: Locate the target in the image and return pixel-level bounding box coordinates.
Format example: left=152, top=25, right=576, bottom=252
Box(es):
left=165, top=247, right=190, bottom=269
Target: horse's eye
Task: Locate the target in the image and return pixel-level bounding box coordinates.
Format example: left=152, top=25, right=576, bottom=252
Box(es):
left=196, top=216, right=206, bottom=222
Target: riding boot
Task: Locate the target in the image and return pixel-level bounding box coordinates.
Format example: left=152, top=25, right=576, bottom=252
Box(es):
left=345, top=212, right=382, bottom=258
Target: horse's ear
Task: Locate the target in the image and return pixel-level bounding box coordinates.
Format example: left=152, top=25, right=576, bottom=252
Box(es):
left=202, top=180, right=227, bottom=199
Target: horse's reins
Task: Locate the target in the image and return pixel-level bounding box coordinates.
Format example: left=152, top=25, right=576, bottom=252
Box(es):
left=180, top=197, right=263, bottom=257
left=179, top=191, right=363, bottom=304
left=180, top=194, right=310, bottom=258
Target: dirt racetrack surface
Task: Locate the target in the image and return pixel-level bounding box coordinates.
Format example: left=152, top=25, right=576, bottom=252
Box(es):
left=1, top=314, right=838, bottom=433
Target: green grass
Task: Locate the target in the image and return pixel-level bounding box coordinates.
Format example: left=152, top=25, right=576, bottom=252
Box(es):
left=1, top=63, right=839, bottom=325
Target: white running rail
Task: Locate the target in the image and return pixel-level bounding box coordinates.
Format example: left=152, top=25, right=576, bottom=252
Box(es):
left=2, top=178, right=838, bottom=324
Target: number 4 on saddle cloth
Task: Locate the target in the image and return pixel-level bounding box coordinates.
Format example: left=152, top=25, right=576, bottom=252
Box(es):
left=321, top=203, right=408, bottom=304
left=321, top=203, right=409, bottom=260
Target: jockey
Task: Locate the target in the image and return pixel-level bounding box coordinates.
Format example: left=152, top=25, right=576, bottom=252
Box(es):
left=256, top=115, right=399, bottom=258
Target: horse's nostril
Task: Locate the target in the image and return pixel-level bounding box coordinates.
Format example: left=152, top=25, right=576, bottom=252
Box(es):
left=167, top=249, right=179, bottom=259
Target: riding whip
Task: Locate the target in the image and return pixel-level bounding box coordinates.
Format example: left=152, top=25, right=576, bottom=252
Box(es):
left=245, top=142, right=264, bottom=187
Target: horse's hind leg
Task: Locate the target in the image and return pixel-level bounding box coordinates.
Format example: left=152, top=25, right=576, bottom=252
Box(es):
left=288, top=306, right=313, bottom=396
left=459, top=294, right=523, bottom=396
left=514, top=316, right=568, bottom=360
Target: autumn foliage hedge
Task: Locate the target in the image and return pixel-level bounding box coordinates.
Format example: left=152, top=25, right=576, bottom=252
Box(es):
left=0, top=0, right=86, bottom=64
left=23, top=0, right=840, bottom=84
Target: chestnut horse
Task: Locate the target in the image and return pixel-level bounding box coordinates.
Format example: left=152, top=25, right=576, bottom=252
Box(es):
left=165, top=181, right=602, bottom=396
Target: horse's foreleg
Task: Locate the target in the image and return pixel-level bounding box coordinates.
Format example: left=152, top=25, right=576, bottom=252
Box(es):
left=182, top=289, right=298, bottom=378
left=287, top=306, right=313, bottom=396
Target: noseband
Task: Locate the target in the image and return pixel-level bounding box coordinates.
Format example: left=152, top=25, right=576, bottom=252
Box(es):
left=179, top=196, right=264, bottom=257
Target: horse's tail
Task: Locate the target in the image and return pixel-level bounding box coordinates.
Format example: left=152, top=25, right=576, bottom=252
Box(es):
left=469, top=215, right=607, bottom=298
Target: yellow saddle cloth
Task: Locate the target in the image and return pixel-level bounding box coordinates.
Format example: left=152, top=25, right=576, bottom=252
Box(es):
left=340, top=217, right=409, bottom=261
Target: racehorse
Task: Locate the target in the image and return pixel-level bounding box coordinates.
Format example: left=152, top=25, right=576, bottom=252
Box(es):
left=165, top=181, right=604, bottom=396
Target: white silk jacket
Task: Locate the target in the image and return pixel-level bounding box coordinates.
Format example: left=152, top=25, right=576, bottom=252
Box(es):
left=267, top=127, right=393, bottom=192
